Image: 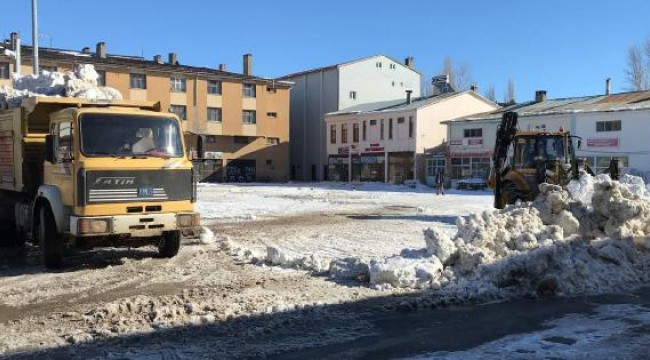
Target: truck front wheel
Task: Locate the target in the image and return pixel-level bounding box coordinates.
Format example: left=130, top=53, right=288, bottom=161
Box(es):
left=158, top=230, right=181, bottom=258
left=39, top=206, right=64, bottom=269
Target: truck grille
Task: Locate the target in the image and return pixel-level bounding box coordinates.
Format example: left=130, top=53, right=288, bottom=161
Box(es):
left=88, top=188, right=169, bottom=203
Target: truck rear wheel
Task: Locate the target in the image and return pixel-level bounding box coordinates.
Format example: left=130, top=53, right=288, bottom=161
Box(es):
left=502, top=182, right=523, bottom=206
left=158, top=230, right=181, bottom=258
left=39, top=206, right=64, bottom=269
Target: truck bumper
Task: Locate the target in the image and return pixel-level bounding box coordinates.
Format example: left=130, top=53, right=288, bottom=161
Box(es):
left=70, top=212, right=200, bottom=238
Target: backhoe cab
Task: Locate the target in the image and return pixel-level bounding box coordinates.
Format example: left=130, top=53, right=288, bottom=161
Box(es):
left=490, top=111, right=619, bottom=209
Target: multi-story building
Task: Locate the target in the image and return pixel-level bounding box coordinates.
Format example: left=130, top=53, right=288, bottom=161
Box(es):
left=443, top=89, right=650, bottom=186
left=0, top=33, right=291, bottom=182
left=279, top=55, right=421, bottom=181
left=324, top=90, right=499, bottom=184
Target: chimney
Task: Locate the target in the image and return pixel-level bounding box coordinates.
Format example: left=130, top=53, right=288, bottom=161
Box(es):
left=153, top=55, right=163, bottom=64
left=218, top=63, right=226, bottom=71
left=404, top=56, right=414, bottom=69
left=535, top=90, right=547, bottom=103
left=243, top=54, right=252, bottom=75
left=81, top=47, right=90, bottom=54
left=96, top=42, right=106, bottom=58
left=606, top=77, right=611, bottom=95
left=470, top=85, right=478, bottom=92
left=10, top=32, right=19, bottom=51
left=168, top=52, right=178, bottom=65
left=406, top=89, right=413, bottom=104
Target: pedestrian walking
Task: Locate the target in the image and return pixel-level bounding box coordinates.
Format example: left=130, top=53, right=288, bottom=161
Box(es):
left=435, top=170, right=445, bottom=195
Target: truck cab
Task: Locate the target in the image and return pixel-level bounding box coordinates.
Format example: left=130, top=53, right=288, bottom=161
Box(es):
left=3, top=97, right=200, bottom=267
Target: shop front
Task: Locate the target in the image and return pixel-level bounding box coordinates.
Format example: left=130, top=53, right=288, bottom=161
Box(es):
left=448, top=151, right=491, bottom=187
left=360, top=154, right=385, bottom=182
left=387, top=152, right=414, bottom=184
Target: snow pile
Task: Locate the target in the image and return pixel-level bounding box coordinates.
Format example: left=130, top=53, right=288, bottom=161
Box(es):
left=0, top=64, right=122, bottom=109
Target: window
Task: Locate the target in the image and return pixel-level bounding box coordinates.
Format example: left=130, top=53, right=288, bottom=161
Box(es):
left=353, top=123, right=359, bottom=143
left=427, top=158, right=446, bottom=177
left=170, top=77, right=186, bottom=92
left=583, top=156, right=628, bottom=174
left=266, top=137, right=280, bottom=145
left=349, top=91, right=357, bottom=100
left=207, top=80, right=222, bottom=95
left=464, top=128, right=483, bottom=138
left=397, top=117, right=405, bottom=124
left=169, top=105, right=186, bottom=120
left=243, top=83, right=256, bottom=97
left=376, top=61, right=382, bottom=68
left=130, top=73, right=147, bottom=89
left=266, top=159, right=273, bottom=166
left=362, top=121, right=367, bottom=141
left=369, top=120, right=377, bottom=126
left=0, top=63, right=9, bottom=79
left=96, top=70, right=106, bottom=86
left=451, top=157, right=490, bottom=180
left=380, top=119, right=385, bottom=140
left=243, top=110, right=256, bottom=124
left=389, top=63, right=396, bottom=69
left=409, top=116, right=414, bottom=138
left=41, top=65, right=57, bottom=72
left=341, top=124, right=348, bottom=144
left=234, top=136, right=251, bottom=144
left=330, top=124, right=337, bottom=144
left=389, top=118, right=393, bottom=139
left=266, top=86, right=277, bottom=94
left=56, top=121, right=73, bottom=161
left=596, top=120, right=622, bottom=132
left=207, top=107, right=222, bottom=122
left=267, top=112, right=278, bottom=119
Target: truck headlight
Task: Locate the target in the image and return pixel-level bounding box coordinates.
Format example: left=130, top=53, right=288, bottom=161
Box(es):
left=177, top=213, right=200, bottom=227
left=78, top=218, right=111, bottom=234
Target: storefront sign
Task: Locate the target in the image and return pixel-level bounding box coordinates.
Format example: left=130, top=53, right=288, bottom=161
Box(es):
left=329, top=157, right=347, bottom=165
left=365, top=143, right=385, bottom=152
left=361, top=156, right=385, bottom=164
left=449, top=139, right=463, bottom=146
left=587, top=138, right=619, bottom=147
left=466, top=137, right=483, bottom=146
left=338, top=146, right=349, bottom=154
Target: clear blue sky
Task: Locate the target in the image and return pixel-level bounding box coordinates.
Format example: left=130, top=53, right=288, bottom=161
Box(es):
left=2, top=0, right=649, bottom=102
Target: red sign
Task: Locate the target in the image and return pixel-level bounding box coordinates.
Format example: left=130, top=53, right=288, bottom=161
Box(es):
left=587, top=138, right=619, bottom=147
left=365, top=145, right=385, bottom=152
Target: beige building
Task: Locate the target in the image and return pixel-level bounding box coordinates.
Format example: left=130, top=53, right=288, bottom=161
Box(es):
left=0, top=34, right=291, bottom=182
left=324, top=90, right=499, bottom=184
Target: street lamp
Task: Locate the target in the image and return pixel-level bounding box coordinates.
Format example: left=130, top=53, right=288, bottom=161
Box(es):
left=31, top=0, right=39, bottom=74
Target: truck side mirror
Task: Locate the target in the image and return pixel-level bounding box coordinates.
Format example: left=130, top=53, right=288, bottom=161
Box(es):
left=196, top=135, right=205, bottom=160
left=45, top=134, right=56, bottom=164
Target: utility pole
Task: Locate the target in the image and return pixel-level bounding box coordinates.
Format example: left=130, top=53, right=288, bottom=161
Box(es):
left=31, top=0, right=39, bottom=74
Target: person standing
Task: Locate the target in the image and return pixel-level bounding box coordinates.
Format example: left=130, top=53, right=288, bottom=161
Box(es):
left=435, top=170, right=445, bottom=195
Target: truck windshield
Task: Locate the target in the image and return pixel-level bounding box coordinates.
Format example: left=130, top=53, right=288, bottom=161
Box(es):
left=80, top=114, right=184, bottom=158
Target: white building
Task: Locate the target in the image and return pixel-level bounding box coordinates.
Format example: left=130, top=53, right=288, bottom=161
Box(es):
left=324, top=90, right=499, bottom=184
left=279, top=55, right=422, bottom=181
left=443, top=90, right=650, bottom=186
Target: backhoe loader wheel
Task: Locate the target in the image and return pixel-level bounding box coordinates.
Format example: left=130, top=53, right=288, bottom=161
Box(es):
left=39, top=206, right=64, bottom=269
left=158, top=230, right=181, bottom=258
left=501, top=182, right=523, bottom=206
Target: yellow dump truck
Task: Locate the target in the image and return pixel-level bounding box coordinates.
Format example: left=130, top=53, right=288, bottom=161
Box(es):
left=0, top=97, right=200, bottom=268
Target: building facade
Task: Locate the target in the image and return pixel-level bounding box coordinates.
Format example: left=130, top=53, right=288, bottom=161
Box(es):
left=279, top=55, right=421, bottom=181
left=0, top=34, right=291, bottom=182
left=324, top=91, right=499, bottom=184
left=443, top=90, right=650, bottom=187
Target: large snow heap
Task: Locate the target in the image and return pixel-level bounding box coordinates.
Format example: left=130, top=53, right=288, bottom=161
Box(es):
left=0, top=64, right=122, bottom=109
left=416, top=173, right=650, bottom=301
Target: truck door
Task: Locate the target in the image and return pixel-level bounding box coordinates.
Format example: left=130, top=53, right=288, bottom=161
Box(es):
left=43, top=120, right=74, bottom=206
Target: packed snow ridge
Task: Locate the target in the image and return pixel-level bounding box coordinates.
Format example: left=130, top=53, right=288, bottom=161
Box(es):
left=0, top=64, right=122, bottom=109
left=211, top=173, right=650, bottom=304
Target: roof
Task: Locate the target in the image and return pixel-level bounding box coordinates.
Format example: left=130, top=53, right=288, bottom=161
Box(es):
left=325, top=90, right=497, bottom=117
left=445, top=90, right=650, bottom=123
left=0, top=43, right=291, bottom=88
left=277, top=54, right=420, bottom=80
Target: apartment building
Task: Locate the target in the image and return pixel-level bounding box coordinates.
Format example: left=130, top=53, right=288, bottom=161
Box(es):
left=279, top=55, right=421, bottom=181
left=324, top=90, right=499, bottom=184
left=0, top=33, right=291, bottom=182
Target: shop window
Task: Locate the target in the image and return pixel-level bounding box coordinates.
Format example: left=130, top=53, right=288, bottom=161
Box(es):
left=427, top=158, right=446, bottom=177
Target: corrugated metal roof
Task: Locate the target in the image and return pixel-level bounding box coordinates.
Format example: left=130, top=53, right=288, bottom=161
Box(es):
left=1, top=43, right=290, bottom=87
left=450, top=90, right=650, bottom=123
left=326, top=91, right=470, bottom=116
